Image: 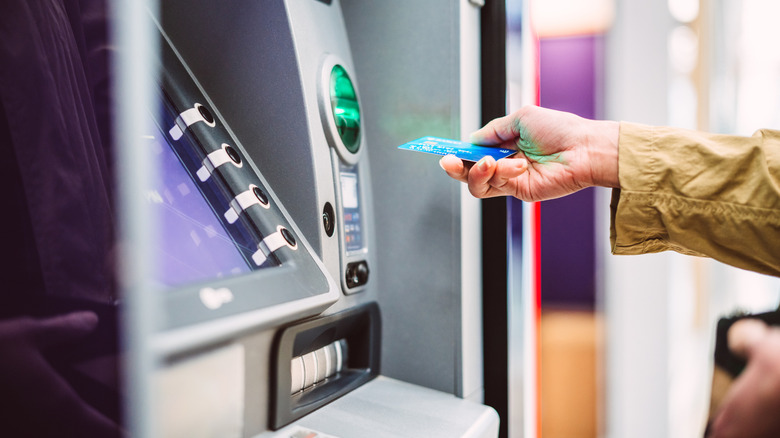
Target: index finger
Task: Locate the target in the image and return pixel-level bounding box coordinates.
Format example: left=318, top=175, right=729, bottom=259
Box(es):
left=30, top=311, right=99, bottom=349
left=469, top=112, right=521, bottom=146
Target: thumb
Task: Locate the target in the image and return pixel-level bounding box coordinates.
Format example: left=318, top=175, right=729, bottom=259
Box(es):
left=467, top=156, right=498, bottom=197
left=29, top=311, right=99, bottom=349
left=728, top=318, right=770, bottom=360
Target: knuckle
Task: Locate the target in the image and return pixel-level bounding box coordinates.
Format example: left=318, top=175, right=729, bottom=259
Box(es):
left=468, top=182, right=487, bottom=198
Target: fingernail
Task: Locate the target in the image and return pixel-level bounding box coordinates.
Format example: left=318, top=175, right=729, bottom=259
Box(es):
left=73, top=311, right=100, bottom=331
left=439, top=157, right=446, bottom=170
left=477, top=157, right=490, bottom=170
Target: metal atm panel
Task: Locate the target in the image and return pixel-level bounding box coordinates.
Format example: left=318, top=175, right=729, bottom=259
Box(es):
left=340, top=0, right=486, bottom=401
left=122, top=16, right=348, bottom=437
left=134, top=1, right=499, bottom=437
left=148, top=28, right=341, bottom=343
left=159, top=0, right=375, bottom=301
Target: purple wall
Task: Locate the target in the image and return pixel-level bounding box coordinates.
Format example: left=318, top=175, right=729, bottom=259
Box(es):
left=539, top=35, right=603, bottom=309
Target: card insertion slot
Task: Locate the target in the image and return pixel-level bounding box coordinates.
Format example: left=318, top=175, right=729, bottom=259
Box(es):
left=290, top=339, right=347, bottom=394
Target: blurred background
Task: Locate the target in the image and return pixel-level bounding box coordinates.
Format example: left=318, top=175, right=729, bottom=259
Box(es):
left=514, top=0, right=780, bottom=437
left=3, top=1, right=778, bottom=437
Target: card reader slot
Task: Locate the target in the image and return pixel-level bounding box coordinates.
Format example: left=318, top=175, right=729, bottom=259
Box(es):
left=290, top=339, right=347, bottom=394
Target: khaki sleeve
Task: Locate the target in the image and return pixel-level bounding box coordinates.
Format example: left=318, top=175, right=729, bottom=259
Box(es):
left=610, top=122, right=780, bottom=277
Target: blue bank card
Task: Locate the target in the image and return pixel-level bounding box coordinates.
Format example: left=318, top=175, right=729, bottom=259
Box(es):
left=397, top=136, right=517, bottom=162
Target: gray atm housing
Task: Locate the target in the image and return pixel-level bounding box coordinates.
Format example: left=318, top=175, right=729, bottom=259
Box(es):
left=153, top=0, right=494, bottom=436
left=161, top=0, right=373, bottom=301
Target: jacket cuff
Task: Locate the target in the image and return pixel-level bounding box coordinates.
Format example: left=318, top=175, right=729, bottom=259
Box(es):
left=609, top=122, right=703, bottom=257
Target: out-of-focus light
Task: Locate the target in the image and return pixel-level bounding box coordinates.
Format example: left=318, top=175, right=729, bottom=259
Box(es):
left=668, top=25, right=698, bottom=75
left=668, top=0, right=699, bottom=23
left=735, top=0, right=780, bottom=133
left=531, top=0, right=615, bottom=38
left=668, top=75, right=697, bottom=129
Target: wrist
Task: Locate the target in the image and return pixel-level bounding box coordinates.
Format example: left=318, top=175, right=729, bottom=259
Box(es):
left=586, top=120, right=620, bottom=188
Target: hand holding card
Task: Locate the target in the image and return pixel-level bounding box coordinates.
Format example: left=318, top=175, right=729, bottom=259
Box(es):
left=436, top=106, right=620, bottom=202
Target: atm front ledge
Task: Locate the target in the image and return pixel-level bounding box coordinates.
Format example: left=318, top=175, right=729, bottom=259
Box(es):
left=259, top=376, right=500, bottom=438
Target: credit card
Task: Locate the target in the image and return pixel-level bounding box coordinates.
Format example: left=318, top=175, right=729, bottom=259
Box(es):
left=397, top=136, right=517, bottom=162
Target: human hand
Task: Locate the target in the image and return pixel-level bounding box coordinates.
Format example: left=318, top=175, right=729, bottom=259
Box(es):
left=708, top=319, right=780, bottom=438
left=439, top=105, right=620, bottom=201
left=0, top=311, right=124, bottom=437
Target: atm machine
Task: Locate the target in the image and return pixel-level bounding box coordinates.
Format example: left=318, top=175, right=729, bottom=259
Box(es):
left=119, top=0, right=500, bottom=437
left=0, top=0, right=519, bottom=436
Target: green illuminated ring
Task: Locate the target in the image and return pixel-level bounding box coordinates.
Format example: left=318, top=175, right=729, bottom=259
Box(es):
left=329, top=65, right=360, bottom=153
left=318, top=55, right=362, bottom=165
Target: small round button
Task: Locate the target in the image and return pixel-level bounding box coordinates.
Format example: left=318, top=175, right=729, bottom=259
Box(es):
left=224, top=145, right=241, bottom=165
left=345, top=265, right=358, bottom=286
left=322, top=202, right=335, bottom=237
left=280, top=228, right=296, bottom=247
left=197, top=104, right=215, bottom=125
left=253, top=186, right=268, bottom=205
left=355, top=262, right=369, bottom=284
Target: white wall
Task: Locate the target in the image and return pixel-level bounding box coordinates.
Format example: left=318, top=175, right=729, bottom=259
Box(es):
left=602, top=1, right=780, bottom=438
left=602, top=1, right=674, bottom=437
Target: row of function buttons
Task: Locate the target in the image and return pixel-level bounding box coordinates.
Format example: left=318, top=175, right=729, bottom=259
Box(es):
left=170, top=102, right=369, bottom=288
left=168, top=103, right=295, bottom=266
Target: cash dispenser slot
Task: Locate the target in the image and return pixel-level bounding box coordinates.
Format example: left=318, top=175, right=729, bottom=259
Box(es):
left=271, top=303, right=380, bottom=429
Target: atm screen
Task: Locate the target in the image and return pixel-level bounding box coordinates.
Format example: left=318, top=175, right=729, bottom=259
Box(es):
left=340, top=172, right=359, bottom=209
left=145, top=107, right=266, bottom=288
left=340, top=169, right=363, bottom=252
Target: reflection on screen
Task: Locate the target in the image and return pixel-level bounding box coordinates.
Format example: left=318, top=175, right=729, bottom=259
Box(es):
left=144, top=117, right=259, bottom=288
left=340, top=172, right=359, bottom=209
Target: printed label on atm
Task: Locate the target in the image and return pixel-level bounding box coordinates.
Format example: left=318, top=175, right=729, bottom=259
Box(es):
left=397, top=136, right=517, bottom=162
left=274, top=426, right=340, bottom=438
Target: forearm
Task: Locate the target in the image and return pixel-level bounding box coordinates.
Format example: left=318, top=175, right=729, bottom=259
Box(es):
left=610, top=122, right=780, bottom=276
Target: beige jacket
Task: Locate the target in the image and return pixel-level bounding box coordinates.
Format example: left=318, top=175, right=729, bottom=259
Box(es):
left=610, top=122, right=780, bottom=277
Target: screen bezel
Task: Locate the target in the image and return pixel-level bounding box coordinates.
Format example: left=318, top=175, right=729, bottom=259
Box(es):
left=148, top=36, right=338, bottom=337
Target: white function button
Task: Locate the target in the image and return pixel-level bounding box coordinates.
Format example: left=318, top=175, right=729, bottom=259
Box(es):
left=224, top=185, right=270, bottom=224
left=169, top=103, right=216, bottom=140
left=196, top=143, right=243, bottom=182
left=251, top=226, right=298, bottom=266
